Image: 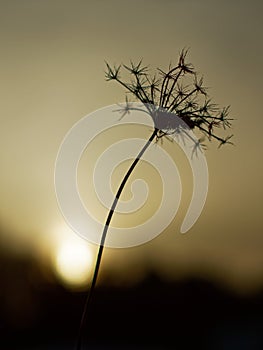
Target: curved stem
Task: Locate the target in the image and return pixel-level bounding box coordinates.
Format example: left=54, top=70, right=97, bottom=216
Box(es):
left=75, top=127, right=158, bottom=350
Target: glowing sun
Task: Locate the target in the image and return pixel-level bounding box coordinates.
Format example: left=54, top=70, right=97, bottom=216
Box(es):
left=54, top=238, right=93, bottom=288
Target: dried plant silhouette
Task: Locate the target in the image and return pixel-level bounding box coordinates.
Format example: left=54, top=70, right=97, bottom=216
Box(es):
left=75, top=49, right=233, bottom=349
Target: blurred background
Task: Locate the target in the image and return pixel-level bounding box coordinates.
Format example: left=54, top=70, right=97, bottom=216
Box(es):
left=0, top=0, right=263, bottom=349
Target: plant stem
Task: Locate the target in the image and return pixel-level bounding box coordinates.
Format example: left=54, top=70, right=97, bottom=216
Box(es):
left=75, top=127, right=158, bottom=350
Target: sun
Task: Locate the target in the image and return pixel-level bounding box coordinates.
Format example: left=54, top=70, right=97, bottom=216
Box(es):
left=54, top=236, right=94, bottom=288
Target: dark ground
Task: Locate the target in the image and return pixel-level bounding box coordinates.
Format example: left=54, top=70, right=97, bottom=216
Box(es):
left=1, top=254, right=263, bottom=350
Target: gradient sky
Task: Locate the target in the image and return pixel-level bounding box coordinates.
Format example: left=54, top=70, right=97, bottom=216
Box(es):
left=0, top=0, right=262, bottom=293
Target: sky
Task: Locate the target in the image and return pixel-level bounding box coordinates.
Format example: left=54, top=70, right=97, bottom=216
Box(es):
left=0, top=0, right=263, bottom=294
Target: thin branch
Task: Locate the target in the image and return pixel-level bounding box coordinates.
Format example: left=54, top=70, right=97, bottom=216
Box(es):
left=75, top=128, right=158, bottom=350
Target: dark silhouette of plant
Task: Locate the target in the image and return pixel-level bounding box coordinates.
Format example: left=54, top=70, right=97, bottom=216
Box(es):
left=105, top=49, right=233, bottom=146
left=75, top=49, right=233, bottom=349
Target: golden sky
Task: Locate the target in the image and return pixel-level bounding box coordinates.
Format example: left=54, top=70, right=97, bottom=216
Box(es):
left=0, top=0, right=263, bottom=293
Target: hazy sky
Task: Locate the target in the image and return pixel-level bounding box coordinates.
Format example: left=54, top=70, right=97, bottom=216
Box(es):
left=0, top=0, right=263, bottom=293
